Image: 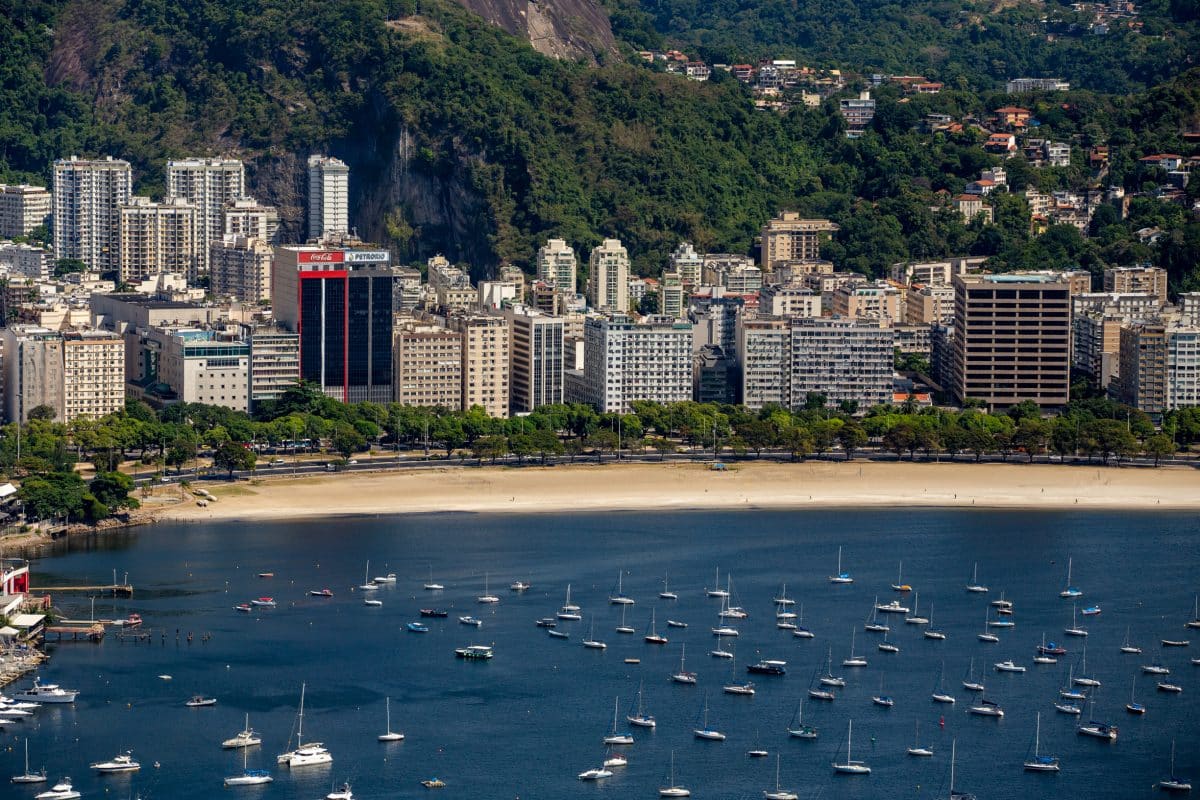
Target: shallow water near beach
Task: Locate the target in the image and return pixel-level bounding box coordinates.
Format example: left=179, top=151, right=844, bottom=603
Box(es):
left=10, top=508, right=1200, bottom=799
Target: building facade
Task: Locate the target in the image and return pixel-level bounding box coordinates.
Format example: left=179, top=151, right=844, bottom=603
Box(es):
left=506, top=307, right=564, bottom=413
left=118, top=197, right=197, bottom=283
left=223, top=197, right=280, bottom=244
left=210, top=234, right=274, bottom=303
left=246, top=328, right=300, bottom=411
left=1103, top=266, right=1169, bottom=306
left=0, top=185, right=52, bottom=238
left=789, top=317, right=894, bottom=410
left=53, top=156, right=133, bottom=274
left=586, top=239, right=630, bottom=313
left=455, top=315, right=510, bottom=418
left=62, top=331, right=126, bottom=420
left=393, top=322, right=463, bottom=410
left=581, top=315, right=692, bottom=412
left=759, top=213, right=838, bottom=270
left=536, top=239, right=577, bottom=294
left=307, top=155, right=350, bottom=241
left=166, top=158, right=246, bottom=279
left=1112, top=322, right=1167, bottom=417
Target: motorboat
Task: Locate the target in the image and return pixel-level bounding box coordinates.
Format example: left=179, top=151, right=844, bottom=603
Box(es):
left=420, top=778, right=446, bottom=788
left=994, top=660, right=1026, bottom=673
left=578, top=767, right=613, bottom=781
left=747, top=660, right=787, bottom=675
left=34, top=779, right=80, bottom=799
left=326, top=782, right=353, bottom=799
left=406, top=622, right=429, bottom=633
left=309, top=588, right=333, bottom=597
left=454, top=645, right=494, bottom=660
left=604, top=752, right=627, bottom=768
left=373, top=573, right=397, bottom=584
left=257, top=572, right=274, bottom=578
left=876, top=599, right=909, bottom=615
left=113, top=613, right=143, bottom=627
left=13, top=678, right=77, bottom=704
left=535, top=617, right=557, bottom=628
left=1082, top=605, right=1101, bottom=616
left=458, top=616, right=483, bottom=627
left=223, top=713, right=262, bottom=748
left=831, top=719, right=870, bottom=774
left=363, top=598, right=383, bottom=607
left=186, top=695, right=217, bottom=707
left=420, top=608, right=448, bottom=618
left=378, top=697, right=405, bottom=741
left=509, top=580, right=530, bottom=592
left=235, top=603, right=252, bottom=612
left=1143, top=663, right=1171, bottom=675
left=90, top=752, right=140, bottom=773
left=712, top=624, right=739, bottom=637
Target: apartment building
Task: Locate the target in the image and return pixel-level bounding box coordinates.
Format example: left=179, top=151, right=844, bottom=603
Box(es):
left=890, top=257, right=985, bottom=286
left=454, top=315, right=510, bottom=418
left=951, top=274, right=1071, bottom=409
left=831, top=281, right=902, bottom=324
left=505, top=306, right=564, bottom=413
left=138, top=328, right=250, bottom=411
left=0, top=185, right=51, bottom=238
left=906, top=283, right=955, bottom=326
left=659, top=271, right=685, bottom=319
left=62, top=331, right=126, bottom=420
left=0, top=242, right=53, bottom=280
left=53, top=156, right=133, bottom=274
left=166, top=158, right=246, bottom=279
left=1167, top=326, right=1200, bottom=409
left=581, top=314, right=693, bottom=413
left=759, top=213, right=838, bottom=270
left=223, top=197, right=280, bottom=244
left=736, top=316, right=791, bottom=410
left=839, top=91, right=876, bottom=135
left=1, top=327, right=64, bottom=423
left=245, top=327, right=300, bottom=411
left=392, top=322, right=463, bottom=410
left=1072, top=310, right=1125, bottom=388
left=789, top=317, right=894, bottom=409
left=759, top=284, right=820, bottom=318
left=536, top=239, right=577, bottom=294
left=1103, top=265, right=1169, bottom=306
left=307, top=155, right=350, bottom=240
left=118, top=197, right=198, bottom=283
left=1111, top=321, right=1167, bottom=417
left=210, top=234, right=274, bottom=303
left=587, top=239, right=630, bottom=313
left=669, top=242, right=704, bottom=287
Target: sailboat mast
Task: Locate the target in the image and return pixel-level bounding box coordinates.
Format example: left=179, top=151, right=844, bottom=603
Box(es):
left=847, top=719, right=853, bottom=761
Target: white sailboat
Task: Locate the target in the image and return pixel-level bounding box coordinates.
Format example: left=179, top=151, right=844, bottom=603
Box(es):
left=556, top=584, right=582, bottom=620
left=277, top=683, right=332, bottom=767
left=1188, top=596, right=1200, bottom=630
left=378, top=697, right=405, bottom=742
left=658, top=751, right=690, bottom=797
left=905, top=591, right=929, bottom=624
left=583, top=617, right=607, bottom=649
left=225, top=743, right=273, bottom=786
left=773, top=582, right=795, bottom=605
left=763, top=754, right=799, bottom=800
left=603, top=696, right=634, bottom=745
left=978, top=607, right=999, bottom=643
left=692, top=693, right=726, bottom=740
left=1065, top=602, right=1088, bottom=637
left=966, top=562, right=988, bottom=593
left=11, top=739, right=47, bottom=783
left=832, top=719, right=871, bottom=774
left=932, top=660, right=957, bottom=703
left=842, top=629, right=867, bottom=667
left=627, top=681, right=656, bottom=728
left=671, top=643, right=697, bottom=684
left=706, top=567, right=729, bottom=598
left=358, top=560, right=377, bottom=591
left=645, top=608, right=668, bottom=644
left=660, top=574, right=678, bottom=600
left=222, top=712, right=263, bottom=748
left=947, top=739, right=976, bottom=800
left=820, top=646, right=846, bottom=687
left=616, top=603, right=635, bottom=634
left=1023, top=712, right=1060, bottom=771
left=792, top=603, right=815, bottom=638
left=609, top=570, right=635, bottom=605
left=1120, top=625, right=1142, bottom=654
left=829, top=546, right=853, bottom=584
left=1158, top=740, right=1193, bottom=792
left=1059, top=556, right=1082, bottom=598
left=907, top=720, right=934, bottom=756
left=786, top=698, right=818, bottom=738
left=1074, top=645, right=1101, bottom=687
left=963, top=657, right=985, bottom=692
left=476, top=572, right=499, bottom=604
left=423, top=566, right=443, bottom=591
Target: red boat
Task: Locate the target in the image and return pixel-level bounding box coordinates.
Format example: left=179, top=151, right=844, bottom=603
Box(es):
left=1038, top=642, right=1068, bottom=656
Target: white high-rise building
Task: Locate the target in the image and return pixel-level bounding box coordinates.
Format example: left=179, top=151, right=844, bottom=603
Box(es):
left=307, top=155, right=350, bottom=241
left=659, top=271, right=685, bottom=319
left=586, top=238, right=629, bottom=313
left=536, top=238, right=577, bottom=293
left=52, top=156, right=133, bottom=274
left=669, top=242, right=703, bottom=287
left=118, top=197, right=197, bottom=283
left=210, top=234, right=274, bottom=303
left=166, top=158, right=246, bottom=280
left=0, top=185, right=52, bottom=238
left=223, top=196, right=280, bottom=243
left=581, top=314, right=692, bottom=412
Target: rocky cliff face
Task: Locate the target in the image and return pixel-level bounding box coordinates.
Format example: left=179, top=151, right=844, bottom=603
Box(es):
left=451, top=0, right=617, bottom=62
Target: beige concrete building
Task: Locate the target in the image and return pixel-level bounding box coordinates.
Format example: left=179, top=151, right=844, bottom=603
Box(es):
left=736, top=315, right=791, bottom=409
left=759, top=212, right=837, bottom=270
left=454, top=315, right=510, bottom=417
left=1072, top=310, right=1124, bottom=388
left=211, top=234, right=273, bottom=303
left=223, top=196, right=279, bottom=244
left=1112, top=321, right=1167, bottom=417
left=62, top=331, right=125, bottom=420
left=167, top=158, right=246, bottom=279
left=906, top=283, right=955, bottom=326
left=0, top=185, right=52, bottom=238
left=889, top=257, right=986, bottom=286
left=119, top=197, right=198, bottom=283
left=393, top=322, right=463, bottom=409
left=498, top=264, right=526, bottom=302
left=536, top=239, right=577, bottom=294
left=1104, top=266, right=1168, bottom=306
left=670, top=242, right=703, bottom=287
left=951, top=273, right=1071, bottom=409
left=759, top=284, right=821, bottom=318
left=505, top=306, right=564, bottom=413
left=831, top=281, right=902, bottom=324
left=587, top=239, right=629, bottom=312
left=53, top=156, right=133, bottom=274
left=131, top=328, right=250, bottom=411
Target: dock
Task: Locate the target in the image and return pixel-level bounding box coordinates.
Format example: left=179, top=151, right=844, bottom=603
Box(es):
left=0, top=648, right=46, bottom=689
left=29, top=583, right=134, bottom=597
left=45, top=624, right=105, bottom=642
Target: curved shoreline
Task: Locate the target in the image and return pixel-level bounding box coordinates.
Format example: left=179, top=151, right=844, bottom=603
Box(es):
left=150, top=460, right=1200, bottom=523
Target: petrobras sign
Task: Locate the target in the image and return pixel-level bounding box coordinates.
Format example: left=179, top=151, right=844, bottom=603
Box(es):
left=298, top=251, right=344, bottom=264
left=346, top=250, right=389, bottom=264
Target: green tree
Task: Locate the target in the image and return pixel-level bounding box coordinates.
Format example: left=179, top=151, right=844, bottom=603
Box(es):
left=837, top=422, right=867, bottom=460
left=90, top=470, right=140, bottom=512
left=331, top=424, right=367, bottom=458
left=213, top=441, right=256, bottom=478
left=1143, top=434, right=1175, bottom=466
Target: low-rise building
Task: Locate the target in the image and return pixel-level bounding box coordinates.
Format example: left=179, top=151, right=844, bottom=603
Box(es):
left=830, top=281, right=902, bottom=324
left=0, top=185, right=52, bottom=238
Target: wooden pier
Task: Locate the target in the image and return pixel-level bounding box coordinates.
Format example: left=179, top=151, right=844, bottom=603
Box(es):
left=30, top=583, right=134, bottom=597
left=45, top=624, right=105, bottom=642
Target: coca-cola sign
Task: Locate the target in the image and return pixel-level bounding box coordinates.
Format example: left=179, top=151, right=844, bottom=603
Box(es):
left=298, top=251, right=345, bottom=264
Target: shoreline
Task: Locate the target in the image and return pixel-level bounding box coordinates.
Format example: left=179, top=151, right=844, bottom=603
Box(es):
left=148, top=460, right=1200, bottom=524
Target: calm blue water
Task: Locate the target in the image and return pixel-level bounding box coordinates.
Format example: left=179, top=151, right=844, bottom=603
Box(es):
left=9, top=509, right=1200, bottom=799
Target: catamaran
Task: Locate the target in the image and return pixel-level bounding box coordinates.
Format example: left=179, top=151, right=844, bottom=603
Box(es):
left=829, top=546, right=853, bottom=584
left=277, top=683, right=332, bottom=767
left=831, top=719, right=870, bottom=774
left=1023, top=712, right=1060, bottom=771
left=223, top=713, right=263, bottom=748
left=1060, top=556, right=1082, bottom=598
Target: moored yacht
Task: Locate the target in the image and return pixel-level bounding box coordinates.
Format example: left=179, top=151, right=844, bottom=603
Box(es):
left=90, top=752, right=140, bottom=773
left=35, top=778, right=80, bottom=800
left=13, top=678, right=77, bottom=704
left=277, top=683, right=332, bottom=767
left=223, top=713, right=262, bottom=748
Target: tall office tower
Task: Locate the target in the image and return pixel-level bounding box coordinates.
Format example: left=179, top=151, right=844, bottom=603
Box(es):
left=536, top=238, right=577, bottom=294
left=53, top=156, right=133, bottom=274
left=307, top=155, right=350, bottom=241
left=759, top=212, right=838, bottom=270
left=223, top=196, right=280, bottom=244
left=272, top=245, right=395, bottom=403
left=118, top=197, right=198, bottom=283
left=505, top=307, right=564, bottom=413
left=951, top=273, right=1071, bottom=410
left=586, top=238, right=630, bottom=313
left=166, top=158, right=246, bottom=280
left=0, top=184, right=52, bottom=238
left=210, top=234, right=275, bottom=303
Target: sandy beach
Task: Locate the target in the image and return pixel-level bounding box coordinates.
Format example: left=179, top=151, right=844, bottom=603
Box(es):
left=153, top=460, right=1200, bottom=523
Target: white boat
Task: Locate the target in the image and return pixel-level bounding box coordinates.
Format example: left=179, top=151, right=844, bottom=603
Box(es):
left=578, top=767, right=612, bottom=781
left=616, top=604, right=635, bottom=634
left=35, top=778, right=80, bottom=800
left=1023, top=711, right=1060, bottom=772
left=693, top=693, right=726, bottom=740
left=423, top=566, right=443, bottom=591
left=659, top=574, right=678, bottom=600
left=829, top=546, right=853, bottom=584
left=1034, top=634, right=1057, bottom=664
left=659, top=751, right=690, bottom=797
left=476, top=573, right=499, bottom=604
left=965, top=562, right=988, bottom=593
left=831, top=719, right=870, bottom=774
left=773, top=582, right=795, bottom=605
left=723, top=654, right=755, bottom=695
left=947, top=739, right=976, bottom=800
left=223, top=713, right=263, bottom=749
left=509, top=580, right=530, bottom=592
left=1059, top=556, right=1082, bottom=598
left=792, top=603, right=814, bottom=638
left=1143, top=663, right=1171, bottom=675
left=710, top=632, right=733, bottom=659
left=373, top=573, right=396, bottom=584
left=1188, top=596, right=1200, bottom=630
left=1126, top=676, right=1146, bottom=715
left=763, top=754, right=799, bottom=800
left=359, top=560, right=378, bottom=591
left=876, top=598, right=909, bottom=615
left=904, top=591, right=929, bottom=625
left=672, top=644, right=697, bottom=684
left=13, top=678, right=77, bottom=704
left=604, top=751, right=627, bottom=768
left=186, top=695, right=217, bottom=707
left=962, top=657, right=985, bottom=692
left=932, top=661, right=957, bottom=703
left=603, top=697, right=634, bottom=745
left=458, top=615, right=482, bottom=627
left=326, top=782, right=353, bottom=799
left=90, top=752, right=140, bottom=773
left=225, top=743, right=273, bottom=786
left=582, top=617, right=607, bottom=649
left=712, top=624, right=739, bottom=637
left=1076, top=696, right=1117, bottom=740
left=1157, top=681, right=1183, bottom=693
left=891, top=560, right=912, bottom=592
left=820, top=647, right=846, bottom=687
left=994, top=660, right=1026, bottom=673
left=705, top=567, right=729, bottom=598
left=627, top=681, right=656, bottom=728
left=556, top=584, right=581, bottom=620
left=1158, top=740, right=1192, bottom=793
left=1120, top=626, right=1142, bottom=654
left=1055, top=701, right=1082, bottom=715
left=865, top=596, right=890, bottom=632
left=967, top=698, right=1004, bottom=717
left=645, top=608, right=668, bottom=644
left=277, top=683, right=333, bottom=767
left=11, top=739, right=47, bottom=784
left=1074, top=646, right=1101, bottom=687
left=842, top=629, right=867, bottom=667
left=924, top=603, right=946, bottom=639
left=363, top=598, right=383, bottom=607
left=1060, top=665, right=1086, bottom=700
left=907, top=720, right=933, bottom=756
left=787, top=698, right=818, bottom=738
left=1065, top=602, right=1088, bottom=637
left=250, top=597, right=276, bottom=607
left=977, top=607, right=999, bottom=643
left=378, top=697, right=405, bottom=742
left=872, top=674, right=894, bottom=707
left=609, top=570, right=635, bottom=605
